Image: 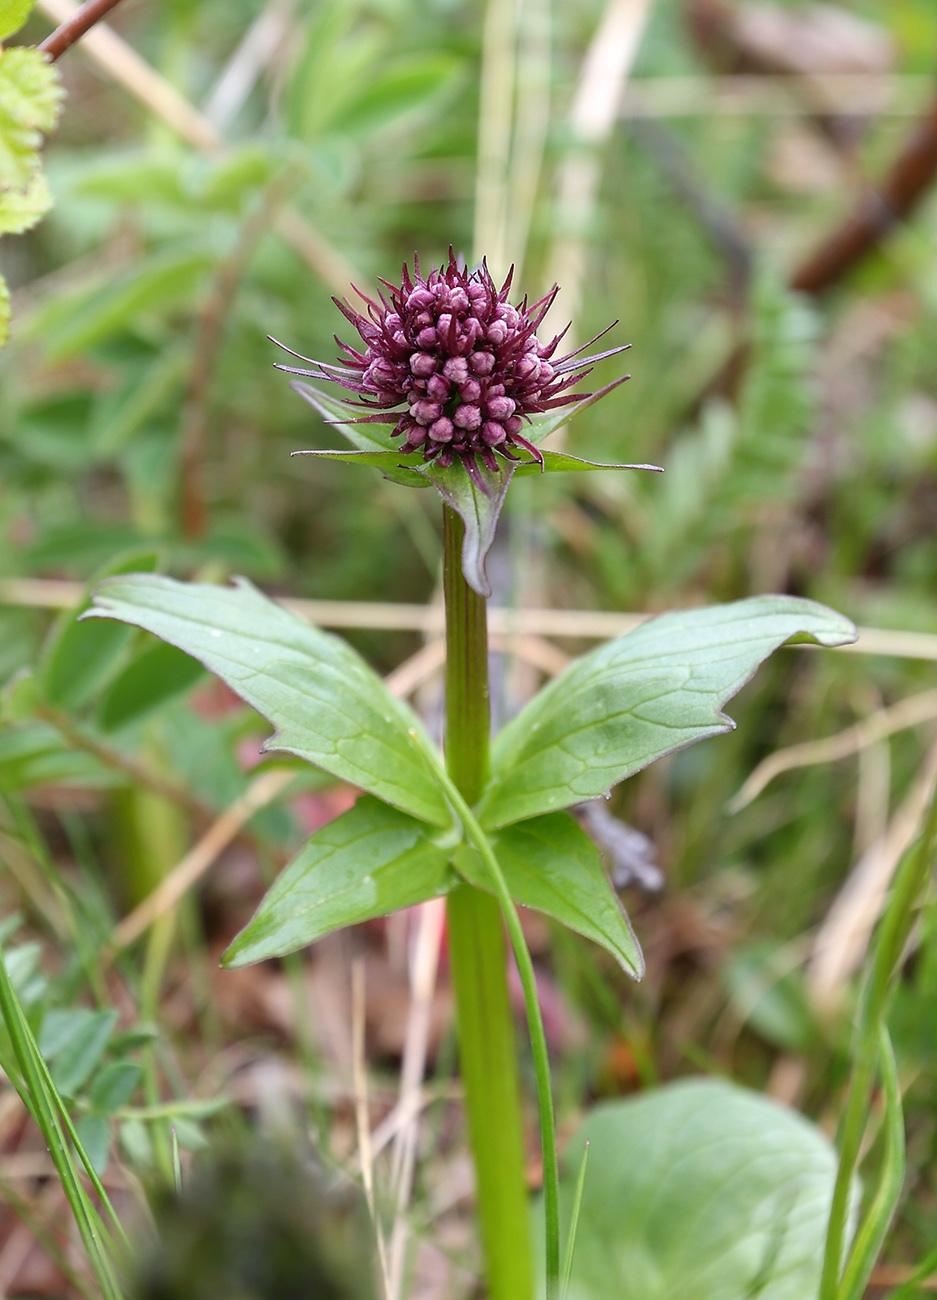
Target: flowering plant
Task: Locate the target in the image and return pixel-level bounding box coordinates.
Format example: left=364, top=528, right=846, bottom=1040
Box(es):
left=86, top=256, right=857, bottom=1300
left=274, top=250, right=657, bottom=595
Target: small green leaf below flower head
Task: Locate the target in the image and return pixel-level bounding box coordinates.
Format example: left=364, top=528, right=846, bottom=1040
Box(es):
left=454, top=811, right=643, bottom=978
left=85, top=574, right=453, bottom=828
left=291, top=445, right=429, bottom=488
left=477, top=596, right=858, bottom=829
left=523, top=376, right=632, bottom=447
left=222, top=796, right=459, bottom=968
left=417, top=456, right=516, bottom=598
left=513, top=450, right=663, bottom=478
left=289, top=380, right=427, bottom=487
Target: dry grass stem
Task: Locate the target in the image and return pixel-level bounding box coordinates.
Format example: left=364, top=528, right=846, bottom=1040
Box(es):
left=352, top=959, right=392, bottom=1300
left=542, top=0, right=654, bottom=344
left=387, top=898, right=448, bottom=1299
left=809, top=738, right=937, bottom=1010
left=729, top=687, right=937, bottom=812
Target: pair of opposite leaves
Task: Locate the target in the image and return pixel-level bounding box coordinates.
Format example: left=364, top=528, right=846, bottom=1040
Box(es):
left=87, top=575, right=856, bottom=975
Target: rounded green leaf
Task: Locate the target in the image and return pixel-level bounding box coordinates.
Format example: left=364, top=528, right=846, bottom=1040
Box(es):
left=538, top=1079, right=843, bottom=1300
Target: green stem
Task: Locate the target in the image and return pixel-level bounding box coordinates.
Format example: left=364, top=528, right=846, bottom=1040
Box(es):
left=441, top=506, right=559, bottom=1300
left=820, top=775, right=937, bottom=1300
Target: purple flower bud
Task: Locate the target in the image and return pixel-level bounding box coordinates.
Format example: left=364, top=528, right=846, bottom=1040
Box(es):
left=469, top=351, right=495, bottom=375
left=449, top=287, right=470, bottom=313
left=481, top=421, right=506, bottom=446
left=459, top=378, right=481, bottom=403
left=408, top=289, right=435, bottom=311
left=486, top=395, right=516, bottom=420
left=405, top=422, right=428, bottom=447
left=453, top=403, right=482, bottom=431
left=487, top=321, right=508, bottom=346
left=429, top=417, right=454, bottom=442
left=426, top=374, right=450, bottom=401
left=442, top=357, right=469, bottom=384
left=410, top=352, right=437, bottom=377
left=505, top=416, right=523, bottom=436
left=416, top=328, right=438, bottom=348
left=412, top=400, right=443, bottom=425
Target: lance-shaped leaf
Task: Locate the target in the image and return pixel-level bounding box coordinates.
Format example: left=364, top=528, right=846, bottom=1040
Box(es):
left=222, top=797, right=458, bottom=967
left=291, top=445, right=428, bottom=488
left=416, top=456, right=516, bottom=598
left=289, top=380, right=426, bottom=487
left=513, top=450, right=663, bottom=478
left=524, top=376, right=632, bottom=446
left=85, top=575, right=452, bottom=827
left=477, top=596, right=857, bottom=829
left=455, top=811, right=643, bottom=978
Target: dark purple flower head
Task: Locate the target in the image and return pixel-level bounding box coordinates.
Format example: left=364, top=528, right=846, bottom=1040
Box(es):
left=273, top=248, right=629, bottom=493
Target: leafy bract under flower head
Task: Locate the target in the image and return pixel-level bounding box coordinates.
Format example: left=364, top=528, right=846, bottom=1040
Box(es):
left=274, top=247, right=632, bottom=494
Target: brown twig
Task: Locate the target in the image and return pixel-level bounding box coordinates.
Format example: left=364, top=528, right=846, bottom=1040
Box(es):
left=37, top=703, right=210, bottom=821
left=791, top=80, right=937, bottom=293
left=38, top=0, right=125, bottom=61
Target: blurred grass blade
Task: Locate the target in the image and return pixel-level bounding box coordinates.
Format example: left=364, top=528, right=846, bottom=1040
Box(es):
left=561, top=1138, right=590, bottom=1300
left=0, top=940, right=126, bottom=1300
left=838, top=1025, right=905, bottom=1300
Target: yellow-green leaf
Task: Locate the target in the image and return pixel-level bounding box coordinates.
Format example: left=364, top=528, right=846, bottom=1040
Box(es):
left=0, top=47, right=63, bottom=191
left=0, top=0, right=37, bottom=42
left=0, top=166, right=51, bottom=233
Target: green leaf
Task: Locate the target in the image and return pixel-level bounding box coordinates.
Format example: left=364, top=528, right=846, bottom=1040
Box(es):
left=289, top=380, right=426, bottom=486
left=0, top=0, right=37, bottom=41
left=88, top=1060, right=142, bottom=1114
left=75, top=1114, right=110, bottom=1176
left=478, top=596, right=857, bottom=828
left=291, top=446, right=428, bottom=488
left=86, top=574, right=452, bottom=827
left=31, top=250, right=212, bottom=361
left=525, top=377, right=631, bottom=447
left=536, top=1079, right=841, bottom=1300
left=0, top=47, right=62, bottom=190
left=97, top=641, right=205, bottom=733
left=454, top=811, right=642, bottom=977
left=0, top=166, right=51, bottom=234
left=39, top=549, right=160, bottom=711
left=417, top=457, right=516, bottom=598
left=40, top=1009, right=117, bottom=1096
left=513, top=450, right=662, bottom=478
left=334, top=53, right=461, bottom=136
left=223, top=795, right=457, bottom=967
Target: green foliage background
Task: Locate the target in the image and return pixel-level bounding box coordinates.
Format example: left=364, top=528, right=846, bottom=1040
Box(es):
left=1, top=0, right=937, bottom=1291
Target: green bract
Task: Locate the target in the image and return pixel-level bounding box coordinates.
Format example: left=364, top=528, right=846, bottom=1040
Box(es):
left=87, top=576, right=856, bottom=977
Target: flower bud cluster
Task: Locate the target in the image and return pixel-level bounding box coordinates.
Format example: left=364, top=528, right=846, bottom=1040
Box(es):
left=277, top=249, right=621, bottom=490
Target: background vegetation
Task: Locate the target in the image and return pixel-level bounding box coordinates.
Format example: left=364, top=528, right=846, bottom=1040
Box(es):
left=1, top=0, right=937, bottom=1294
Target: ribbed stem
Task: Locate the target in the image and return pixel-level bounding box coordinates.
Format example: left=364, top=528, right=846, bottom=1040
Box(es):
left=443, top=505, right=534, bottom=1300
